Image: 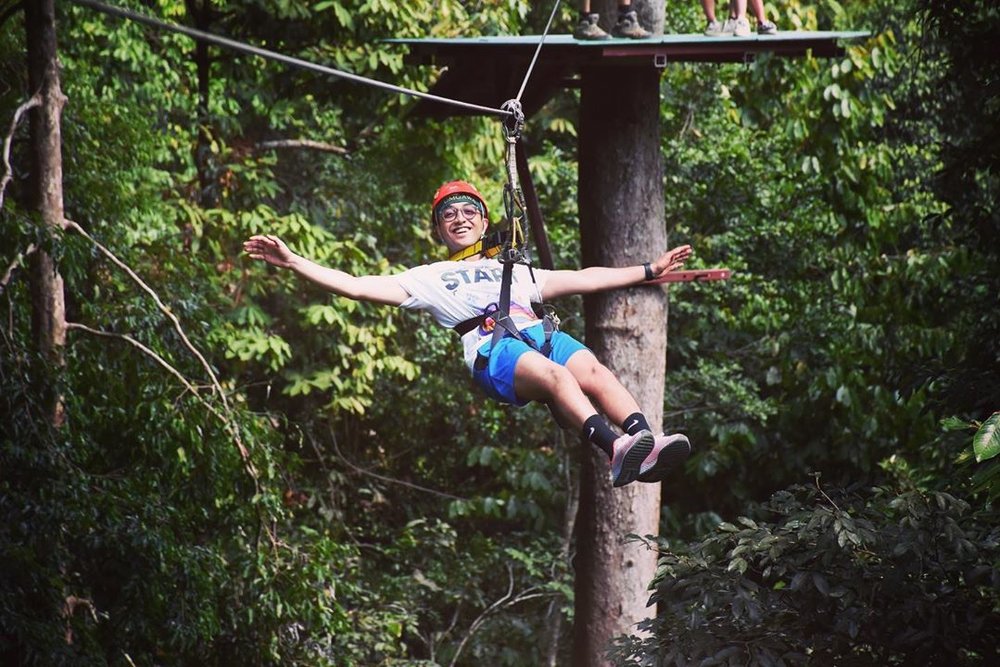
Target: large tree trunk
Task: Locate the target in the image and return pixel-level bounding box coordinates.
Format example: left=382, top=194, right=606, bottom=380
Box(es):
left=25, top=0, right=67, bottom=427
left=572, top=7, right=667, bottom=663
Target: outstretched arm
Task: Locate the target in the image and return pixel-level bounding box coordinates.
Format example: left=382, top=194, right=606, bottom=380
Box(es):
left=243, top=235, right=409, bottom=306
left=541, top=244, right=693, bottom=299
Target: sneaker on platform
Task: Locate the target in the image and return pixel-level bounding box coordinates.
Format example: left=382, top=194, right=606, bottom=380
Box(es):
left=733, top=17, right=751, bottom=37
left=612, top=10, right=650, bottom=39
left=757, top=20, right=778, bottom=35
left=574, top=13, right=609, bottom=40
left=704, top=19, right=725, bottom=36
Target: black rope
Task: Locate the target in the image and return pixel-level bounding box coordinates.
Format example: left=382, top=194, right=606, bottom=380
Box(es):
left=68, top=0, right=510, bottom=118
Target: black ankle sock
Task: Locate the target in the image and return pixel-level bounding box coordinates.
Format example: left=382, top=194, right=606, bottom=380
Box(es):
left=622, top=412, right=651, bottom=435
left=582, top=415, right=617, bottom=458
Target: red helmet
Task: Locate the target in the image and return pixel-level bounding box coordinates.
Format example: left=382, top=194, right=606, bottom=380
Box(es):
left=430, top=180, right=489, bottom=224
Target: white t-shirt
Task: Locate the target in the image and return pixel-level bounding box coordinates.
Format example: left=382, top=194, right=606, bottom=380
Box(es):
left=395, top=258, right=551, bottom=370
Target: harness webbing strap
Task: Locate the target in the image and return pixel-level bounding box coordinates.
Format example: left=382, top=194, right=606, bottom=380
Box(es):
left=490, top=258, right=522, bottom=350
left=528, top=264, right=554, bottom=357
left=448, top=230, right=506, bottom=262
left=453, top=261, right=555, bottom=360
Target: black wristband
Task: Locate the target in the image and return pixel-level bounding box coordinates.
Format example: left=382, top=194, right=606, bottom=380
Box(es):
left=643, top=262, right=654, bottom=281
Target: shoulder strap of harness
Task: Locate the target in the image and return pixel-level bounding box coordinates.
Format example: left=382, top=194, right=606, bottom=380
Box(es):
left=448, top=230, right=506, bottom=262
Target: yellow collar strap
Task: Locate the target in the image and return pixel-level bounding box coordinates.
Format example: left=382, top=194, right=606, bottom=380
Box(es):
left=448, top=237, right=503, bottom=262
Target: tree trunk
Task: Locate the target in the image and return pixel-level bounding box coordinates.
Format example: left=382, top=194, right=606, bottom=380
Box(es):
left=572, top=14, right=667, bottom=664
left=185, top=0, right=217, bottom=212
left=25, top=0, right=67, bottom=427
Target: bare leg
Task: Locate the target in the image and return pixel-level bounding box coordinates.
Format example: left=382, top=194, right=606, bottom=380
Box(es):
left=565, top=350, right=642, bottom=427
left=513, top=351, right=599, bottom=431
left=731, top=0, right=747, bottom=20
left=748, top=0, right=768, bottom=22
left=580, top=0, right=591, bottom=12
left=701, top=0, right=717, bottom=22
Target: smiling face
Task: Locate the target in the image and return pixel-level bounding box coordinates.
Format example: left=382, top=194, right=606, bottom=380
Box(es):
left=435, top=201, right=489, bottom=255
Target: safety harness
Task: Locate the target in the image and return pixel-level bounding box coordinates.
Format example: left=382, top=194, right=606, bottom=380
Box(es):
left=451, top=99, right=558, bottom=359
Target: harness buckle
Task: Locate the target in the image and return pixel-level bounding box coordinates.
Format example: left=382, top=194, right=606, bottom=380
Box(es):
left=499, top=246, right=523, bottom=265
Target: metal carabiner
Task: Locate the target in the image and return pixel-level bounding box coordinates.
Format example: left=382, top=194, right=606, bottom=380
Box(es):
left=500, top=98, right=525, bottom=140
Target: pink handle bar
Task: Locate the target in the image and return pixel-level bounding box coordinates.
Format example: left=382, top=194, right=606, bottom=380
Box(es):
left=648, top=268, right=732, bottom=284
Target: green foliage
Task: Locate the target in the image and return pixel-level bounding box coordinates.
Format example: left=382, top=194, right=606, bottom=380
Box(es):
left=910, top=0, right=1000, bottom=503
left=612, top=483, right=1000, bottom=665
left=655, top=0, right=994, bottom=525
left=0, top=317, right=377, bottom=665
left=974, top=414, right=1000, bottom=464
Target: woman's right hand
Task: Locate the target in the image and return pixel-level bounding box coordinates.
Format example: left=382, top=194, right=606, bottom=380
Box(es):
left=243, top=235, right=297, bottom=269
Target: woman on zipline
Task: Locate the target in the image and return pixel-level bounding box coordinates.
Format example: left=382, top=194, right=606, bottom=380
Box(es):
left=244, top=180, right=692, bottom=487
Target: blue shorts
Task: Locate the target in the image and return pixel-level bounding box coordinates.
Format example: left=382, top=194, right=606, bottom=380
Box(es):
left=472, top=324, right=589, bottom=406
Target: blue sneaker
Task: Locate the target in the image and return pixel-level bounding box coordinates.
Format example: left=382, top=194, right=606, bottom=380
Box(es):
left=638, top=433, right=691, bottom=483
left=610, top=430, right=654, bottom=487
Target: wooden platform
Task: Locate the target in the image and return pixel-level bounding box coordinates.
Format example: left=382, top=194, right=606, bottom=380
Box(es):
left=387, top=31, right=869, bottom=119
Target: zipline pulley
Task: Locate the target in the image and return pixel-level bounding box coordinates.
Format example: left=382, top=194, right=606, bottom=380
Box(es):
left=499, top=98, right=528, bottom=266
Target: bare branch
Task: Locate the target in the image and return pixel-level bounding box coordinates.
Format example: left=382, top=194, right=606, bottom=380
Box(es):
left=255, top=139, right=348, bottom=155
left=326, top=427, right=469, bottom=503
left=812, top=472, right=842, bottom=513
left=65, top=319, right=270, bottom=509
left=64, top=220, right=236, bottom=416
left=62, top=594, right=98, bottom=645
left=0, top=242, right=36, bottom=294
left=63, top=221, right=289, bottom=551
left=449, top=563, right=556, bottom=667
left=448, top=564, right=515, bottom=666
left=1, top=92, right=41, bottom=211
left=65, top=322, right=232, bottom=430
left=546, top=427, right=578, bottom=666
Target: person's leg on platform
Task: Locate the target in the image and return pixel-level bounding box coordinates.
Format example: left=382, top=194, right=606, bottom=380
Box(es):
left=702, top=0, right=725, bottom=36
left=575, top=0, right=609, bottom=39
left=749, top=0, right=778, bottom=34
left=731, top=0, right=751, bottom=36
left=612, top=0, right=650, bottom=38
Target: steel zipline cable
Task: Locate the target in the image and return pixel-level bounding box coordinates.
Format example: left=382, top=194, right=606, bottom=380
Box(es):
left=69, top=0, right=562, bottom=252
left=515, top=0, right=562, bottom=103
left=67, top=0, right=513, bottom=118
